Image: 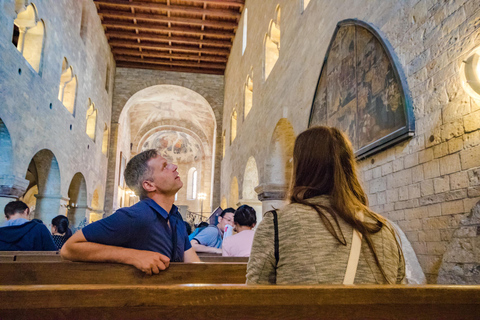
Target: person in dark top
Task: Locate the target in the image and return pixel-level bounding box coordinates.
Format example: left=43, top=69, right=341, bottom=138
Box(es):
left=0, top=201, right=56, bottom=251
left=61, top=149, right=201, bottom=275
left=51, top=215, right=72, bottom=250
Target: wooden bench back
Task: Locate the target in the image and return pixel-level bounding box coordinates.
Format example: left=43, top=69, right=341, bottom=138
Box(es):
left=0, top=262, right=247, bottom=285
left=0, top=251, right=248, bottom=263
left=1, top=284, right=479, bottom=319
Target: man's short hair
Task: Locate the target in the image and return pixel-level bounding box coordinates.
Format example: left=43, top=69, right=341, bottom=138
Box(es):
left=124, top=149, right=158, bottom=199
left=219, top=207, right=235, bottom=218
left=4, top=201, right=29, bottom=219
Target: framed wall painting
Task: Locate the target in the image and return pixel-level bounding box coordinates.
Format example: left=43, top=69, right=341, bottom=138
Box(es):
left=309, top=19, right=415, bottom=159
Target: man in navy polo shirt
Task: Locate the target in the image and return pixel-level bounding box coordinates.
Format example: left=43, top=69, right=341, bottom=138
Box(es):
left=61, top=149, right=200, bottom=275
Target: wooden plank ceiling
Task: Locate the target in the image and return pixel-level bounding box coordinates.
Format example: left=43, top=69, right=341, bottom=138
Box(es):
left=94, top=0, right=245, bottom=75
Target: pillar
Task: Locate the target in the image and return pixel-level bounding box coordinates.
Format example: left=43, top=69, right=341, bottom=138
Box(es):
left=255, top=183, right=288, bottom=215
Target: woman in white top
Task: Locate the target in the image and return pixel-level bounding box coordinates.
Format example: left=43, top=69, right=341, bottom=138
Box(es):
left=222, top=205, right=256, bottom=257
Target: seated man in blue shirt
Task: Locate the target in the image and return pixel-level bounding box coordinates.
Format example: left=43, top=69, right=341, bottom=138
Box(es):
left=190, top=208, right=235, bottom=254
left=61, top=149, right=200, bottom=275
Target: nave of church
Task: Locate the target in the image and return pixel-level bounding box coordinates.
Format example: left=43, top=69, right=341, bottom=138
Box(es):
left=1, top=0, right=480, bottom=299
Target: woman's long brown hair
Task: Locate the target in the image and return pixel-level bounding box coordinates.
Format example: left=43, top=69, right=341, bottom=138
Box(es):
left=289, top=126, right=403, bottom=283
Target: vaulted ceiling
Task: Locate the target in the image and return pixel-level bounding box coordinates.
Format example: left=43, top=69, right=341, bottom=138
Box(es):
left=94, top=0, right=245, bottom=75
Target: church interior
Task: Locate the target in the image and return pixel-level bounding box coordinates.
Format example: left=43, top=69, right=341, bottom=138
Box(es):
left=1, top=0, right=480, bottom=291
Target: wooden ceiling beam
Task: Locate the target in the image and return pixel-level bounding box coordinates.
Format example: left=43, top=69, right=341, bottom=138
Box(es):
left=103, top=21, right=234, bottom=38
left=109, top=40, right=230, bottom=55
left=98, top=10, right=237, bottom=29
left=116, top=61, right=224, bottom=75
left=176, top=0, right=244, bottom=8
left=106, top=31, right=232, bottom=48
left=112, top=48, right=228, bottom=63
left=115, top=56, right=226, bottom=70
left=94, top=0, right=241, bottom=18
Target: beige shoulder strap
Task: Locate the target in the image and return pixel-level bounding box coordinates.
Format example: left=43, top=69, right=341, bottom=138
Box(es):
left=343, top=212, right=364, bottom=285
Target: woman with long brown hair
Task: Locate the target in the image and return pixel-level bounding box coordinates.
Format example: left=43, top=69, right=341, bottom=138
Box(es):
left=246, top=126, right=405, bottom=284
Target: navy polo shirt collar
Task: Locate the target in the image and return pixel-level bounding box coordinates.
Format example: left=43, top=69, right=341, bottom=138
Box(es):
left=143, top=198, right=179, bottom=220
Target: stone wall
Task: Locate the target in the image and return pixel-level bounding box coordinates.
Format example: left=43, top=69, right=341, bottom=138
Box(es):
left=107, top=68, right=224, bottom=215
left=0, top=0, right=114, bottom=225
left=222, top=0, right=480, bottom=283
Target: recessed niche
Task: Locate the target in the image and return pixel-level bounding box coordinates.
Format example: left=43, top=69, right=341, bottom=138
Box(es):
left=49, top=103, right=52, bottom=109
left=70, top=124, right=72, bottom=130
left=18, top=68, right=21, bottom=75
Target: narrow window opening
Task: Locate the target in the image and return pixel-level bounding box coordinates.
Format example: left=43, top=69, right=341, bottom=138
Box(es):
left=242, top=8, right=248, bottom=55
left=86, top=99, right=97, bottom=141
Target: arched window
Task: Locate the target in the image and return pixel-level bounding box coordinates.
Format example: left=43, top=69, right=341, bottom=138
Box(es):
left=230, top=109, right=237, bottom=144
left=264, top=6, right=281, bottom=80
left=244, top=72, right=253, bottom=118
left=86, top=99, right=97, bottom=141
left=58, top=58, right=77, bottom=114
left=12, top=4, right=45, bottom=73
left=102, top=124, right=109, bottom=156
left=187, top=167, right=197, bottom=200
left=222, top=130, right=226, bottom=158
left=242, top=8, right=248, bottom=55
left=302, top=0, right=312, bottom=11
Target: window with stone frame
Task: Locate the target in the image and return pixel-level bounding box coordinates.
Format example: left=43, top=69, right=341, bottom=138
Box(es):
left=12, top=3, right=45, bottom=73
left=86, top=99, right=97, bottom=141
left=58, top=58, right=78, bottom=115
left=264, top=5, right=281, bottom=80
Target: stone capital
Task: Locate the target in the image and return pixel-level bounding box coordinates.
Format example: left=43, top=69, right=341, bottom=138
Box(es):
left=237, top=198, right=262, bottom=207
left=0, top=175, right=29, bottom=198
left=254, top=183, right=288, bottom=202
left=34, top=194, right=65, bottom=200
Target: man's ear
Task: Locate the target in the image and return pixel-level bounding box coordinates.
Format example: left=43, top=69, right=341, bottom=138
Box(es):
left=142, top=180, right=156, bottom=193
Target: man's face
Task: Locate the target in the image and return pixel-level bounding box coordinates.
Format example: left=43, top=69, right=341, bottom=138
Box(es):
left=145, top=155, right=183, bottom=196
left=218, top=212, right=234, bottom=232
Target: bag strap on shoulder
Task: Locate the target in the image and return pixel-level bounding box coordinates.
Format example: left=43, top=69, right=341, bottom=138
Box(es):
left=271, top=210, right=279, bottom=267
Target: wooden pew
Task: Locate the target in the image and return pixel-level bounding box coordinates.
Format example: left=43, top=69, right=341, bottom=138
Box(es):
left=0, top=251, right=62, bottom=262
left=0, top=251, right=248, bottom=262
left=199, top=256, right=248, bottom=262
left=0, top=284, right=479, bottom=319
left=0, top=262, right=247, bottom=285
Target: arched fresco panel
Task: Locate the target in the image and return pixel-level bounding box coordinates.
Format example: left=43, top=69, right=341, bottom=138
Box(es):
left=309, top=19, right=414, bottom=158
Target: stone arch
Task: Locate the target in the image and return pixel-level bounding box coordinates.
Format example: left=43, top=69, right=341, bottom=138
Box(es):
left=67, top=172, right=88, bottom=228
left=24, top=149, right=61, bottom=222
left=0, top=118, right=14, bottom=179
left=0, top=118, right=26, bottom=218
left=110, top=84, right=217, bottom=214
left=265, top=118, right=295, bottom=186
left=243, top=156, right=259, bottom=200
left=229, top=177, right=239, bottom=208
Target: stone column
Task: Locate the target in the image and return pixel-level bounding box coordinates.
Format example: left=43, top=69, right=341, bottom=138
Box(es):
left=254, top=183, right=288, bottom=215
left=34, top=194, right=64, bottom=224
left=237, top=198, right=263, bottom=224
left=0, top=174, right=29, bottom=224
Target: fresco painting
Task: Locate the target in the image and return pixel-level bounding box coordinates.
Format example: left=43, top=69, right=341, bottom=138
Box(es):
left=310, top=21, right=413, bottom=157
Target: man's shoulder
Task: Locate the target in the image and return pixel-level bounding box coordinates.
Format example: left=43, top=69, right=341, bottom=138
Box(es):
left=195, top=225, right=219, bottom=238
